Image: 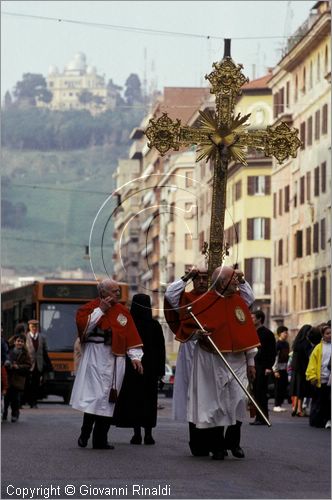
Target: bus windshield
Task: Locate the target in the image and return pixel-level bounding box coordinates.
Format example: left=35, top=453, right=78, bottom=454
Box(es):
left=40, top=303, right=80, bottom=351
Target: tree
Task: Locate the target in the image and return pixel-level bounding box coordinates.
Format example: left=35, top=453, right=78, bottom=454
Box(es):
left=78, top=90, right=94, bottom=104
left=124, top=74, right=143, bottom=105
left=3, top=91, right=12, bottom=109
left=13, top=73, right=52, bottom=106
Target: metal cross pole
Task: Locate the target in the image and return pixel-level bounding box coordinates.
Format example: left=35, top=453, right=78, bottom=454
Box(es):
left=186, top=305, right=271, bottom=427
left=145, top=38, right=302, bottom=283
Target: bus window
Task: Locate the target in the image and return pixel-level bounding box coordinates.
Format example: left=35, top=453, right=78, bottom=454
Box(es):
left=40, top=303, right=80, bottom=352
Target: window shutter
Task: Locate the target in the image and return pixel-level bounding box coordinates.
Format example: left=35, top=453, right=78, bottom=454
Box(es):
left=300, top=176, right=305, bottom=204
left=312, top=277, right=319, bottom=309
left=306, top=227, right=311, bottom=255
left=305, top=281, right=311, bottom=310
left=273, top=192, right=277, bottom=218
left=321, top=162, right=326, bottom=193
left=314, top=166, right=320, bottom=196
left=307, top=116, right=313, bottom=146
left=300, top=122, right=306, bottom=149
left=247, top=218, right=254, bottom=240
left=321, top=219, right=326, bottom=250
left=313, top=223, right=319, bottom=252
left=244, top=258, right=253, bottom=285
left=265, top=176, right=271, bottom=195
left=279, top=189, right=283, bottom=216
left=315, top=110, right=320, bottom=140
left=306, top=172, right=311, bottom=201
left=265, top=218, right=271, bottom=240
left=265, top=258, right=271, bottom=294
left=284, top=185, right=290, bottom=212
left=322, top=104, right=328, bottom=135
left=247, top=177, right=254, bottom=195
left=273, top=93, right=278, bottom=119
left=320, top=275, right=326, bottom=307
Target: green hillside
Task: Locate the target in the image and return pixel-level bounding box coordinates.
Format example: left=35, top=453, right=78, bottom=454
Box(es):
left=2, top=146, right=127, bottom=276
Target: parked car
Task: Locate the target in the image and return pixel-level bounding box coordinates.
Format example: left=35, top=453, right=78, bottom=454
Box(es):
left=159, top=364, right=175, bottom=398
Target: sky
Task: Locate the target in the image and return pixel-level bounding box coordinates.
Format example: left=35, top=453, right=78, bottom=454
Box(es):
left=1, top=1, right=315, bottom=99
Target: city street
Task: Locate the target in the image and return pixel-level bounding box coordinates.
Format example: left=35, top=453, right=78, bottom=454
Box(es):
left=1, top=396, right=330, bottom=500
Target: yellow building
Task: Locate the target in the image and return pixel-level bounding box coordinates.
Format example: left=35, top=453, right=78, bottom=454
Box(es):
left=37, top=52, right=114, bottom=113
left=193, top=74, right=274, bottom=323
left=269, top=0, right=331, bottom=333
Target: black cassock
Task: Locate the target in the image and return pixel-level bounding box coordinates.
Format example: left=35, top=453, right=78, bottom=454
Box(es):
left=113, top=294, right=166, bottom=428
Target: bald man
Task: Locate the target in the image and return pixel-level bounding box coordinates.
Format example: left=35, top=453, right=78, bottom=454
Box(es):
left=175, top=266, right=260, bottom=460
left=70, top=279, right=143, bottom=449
left=165, top=265, right=255, bottom=458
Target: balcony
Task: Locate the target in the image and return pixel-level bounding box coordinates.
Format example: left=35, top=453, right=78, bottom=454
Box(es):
left=129, top=140, right=144, bottom=160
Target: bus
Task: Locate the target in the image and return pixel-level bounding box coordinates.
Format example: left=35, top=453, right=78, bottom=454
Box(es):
left=1, top=279, right=129, bottom=403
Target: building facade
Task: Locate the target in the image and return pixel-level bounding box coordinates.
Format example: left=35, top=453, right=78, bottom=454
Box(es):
left=269, top=0, right=331, bottom=334
left=37, top=52, right=115, bottom=113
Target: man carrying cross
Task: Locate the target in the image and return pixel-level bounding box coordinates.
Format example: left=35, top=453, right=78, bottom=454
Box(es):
left=174, top=266, right=260, bottom=460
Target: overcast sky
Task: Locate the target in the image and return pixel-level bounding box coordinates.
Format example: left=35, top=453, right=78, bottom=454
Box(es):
left=2, top=1, right=314, bottom=99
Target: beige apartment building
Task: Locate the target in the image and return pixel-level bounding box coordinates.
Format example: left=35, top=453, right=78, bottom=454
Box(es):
left=112, top=87, right=209, bottom=359
left=269, top=0, right=331, bottom=333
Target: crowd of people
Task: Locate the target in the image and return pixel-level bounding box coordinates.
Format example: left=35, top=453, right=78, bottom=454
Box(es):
left=1, top=268, right=331, bottom=457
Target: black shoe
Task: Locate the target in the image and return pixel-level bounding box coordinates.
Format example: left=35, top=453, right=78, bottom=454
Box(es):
left=130, top=435, right=142, bottom=445
left=250, top=420, right=268, bottom=426
left=211, top=451, right=225, bottom=460
left=230, top=446, right=245, bottom=458
left=144, top=436, right=155, bottom=445
left=93, top=443, right=115, bottom=450
left=78, top=436, right=88, bottom=448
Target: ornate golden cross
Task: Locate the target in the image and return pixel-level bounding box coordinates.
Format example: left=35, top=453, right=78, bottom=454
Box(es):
left=145, top=39, right=302, bottom=279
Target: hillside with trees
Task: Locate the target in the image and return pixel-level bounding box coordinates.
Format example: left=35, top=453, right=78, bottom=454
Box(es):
left=2, top=72, right=148, bottom=276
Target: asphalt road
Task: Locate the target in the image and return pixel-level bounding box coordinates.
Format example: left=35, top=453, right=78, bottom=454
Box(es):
left=1, top=397, right=330, bottom=500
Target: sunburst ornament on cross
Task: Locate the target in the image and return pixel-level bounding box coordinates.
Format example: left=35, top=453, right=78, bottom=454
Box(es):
left=145, top=39, right=302, bottom=280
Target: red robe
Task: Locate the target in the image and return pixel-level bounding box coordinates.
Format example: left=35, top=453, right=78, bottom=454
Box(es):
left=175, top=291, right=260, bottom=353
left=76, top=299, right=143, bottom=356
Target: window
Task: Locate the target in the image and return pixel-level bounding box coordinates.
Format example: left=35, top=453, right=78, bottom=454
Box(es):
left=306, top=227, right=311, bottom=256
left=273, top=93, right=278, bottom=119
left=302, top=67, right=306, bottom=94
left=300, top=122, right=306, bottom=149
left=300, top=176, right=305, bottom=204
left=307, top=116, right=312, bottom=146
left=313, top=222, right=319, bottom=252
left=317, top=53, right=321, bottom=82
left=306, top=172, right=311, bottom=201
left=309, top=61, right=313, bottom=89
left=322, top=104, right=328, bottom=135
left=279, top=87, right=284, bottom=114
left=312, top=276, right=319, bottom=309
left=286, top=236, right=289, bottom=263
left=286, top=81, right=290, bottom=108
left=293, top=180, right=298, bottom=208
left=185, top=171, right=193, bottom=188
left=315, top=110, right=320, bottom=140
left=273, top=192, right=277, bottom=218
left=320, top=274, right=326, bottom=307
left=235, top=180, right=242, bottom=201
left=295, top=230, right=303, bottom=258
left=279, top=189, right=283, bottom=216
left=293, top=285, right=297, bottom=311
left=184, top=233, right=193, bottom=250
left=314, top=166, right=320, bottom=196
left=284, top=185, right=290, bottom=212
left=247, top=176, right=270, bottom=195
left=321, top=219, right=326, bottom=250
left=278, top=239, right=283, bottom=266
left=247, top=218, right=270, bottom=240
left=321, top=162, right=326, bottom=193
left=324, top=45, right=329, bottom=74
left=295, top=75, right=298, bottom=102
left=305, top=280, right=311, bottom=310
left=252, top=258, right=266, bottom=296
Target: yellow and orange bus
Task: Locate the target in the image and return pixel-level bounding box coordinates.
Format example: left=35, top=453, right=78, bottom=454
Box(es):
left=1, top=279, right=129, bottom=403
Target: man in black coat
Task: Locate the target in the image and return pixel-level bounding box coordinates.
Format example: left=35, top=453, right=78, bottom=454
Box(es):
left=250, top=310, right=276, bottom=425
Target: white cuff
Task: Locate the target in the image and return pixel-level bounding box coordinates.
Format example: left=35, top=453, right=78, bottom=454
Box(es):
left=127, top=347, right=143, bottom=361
